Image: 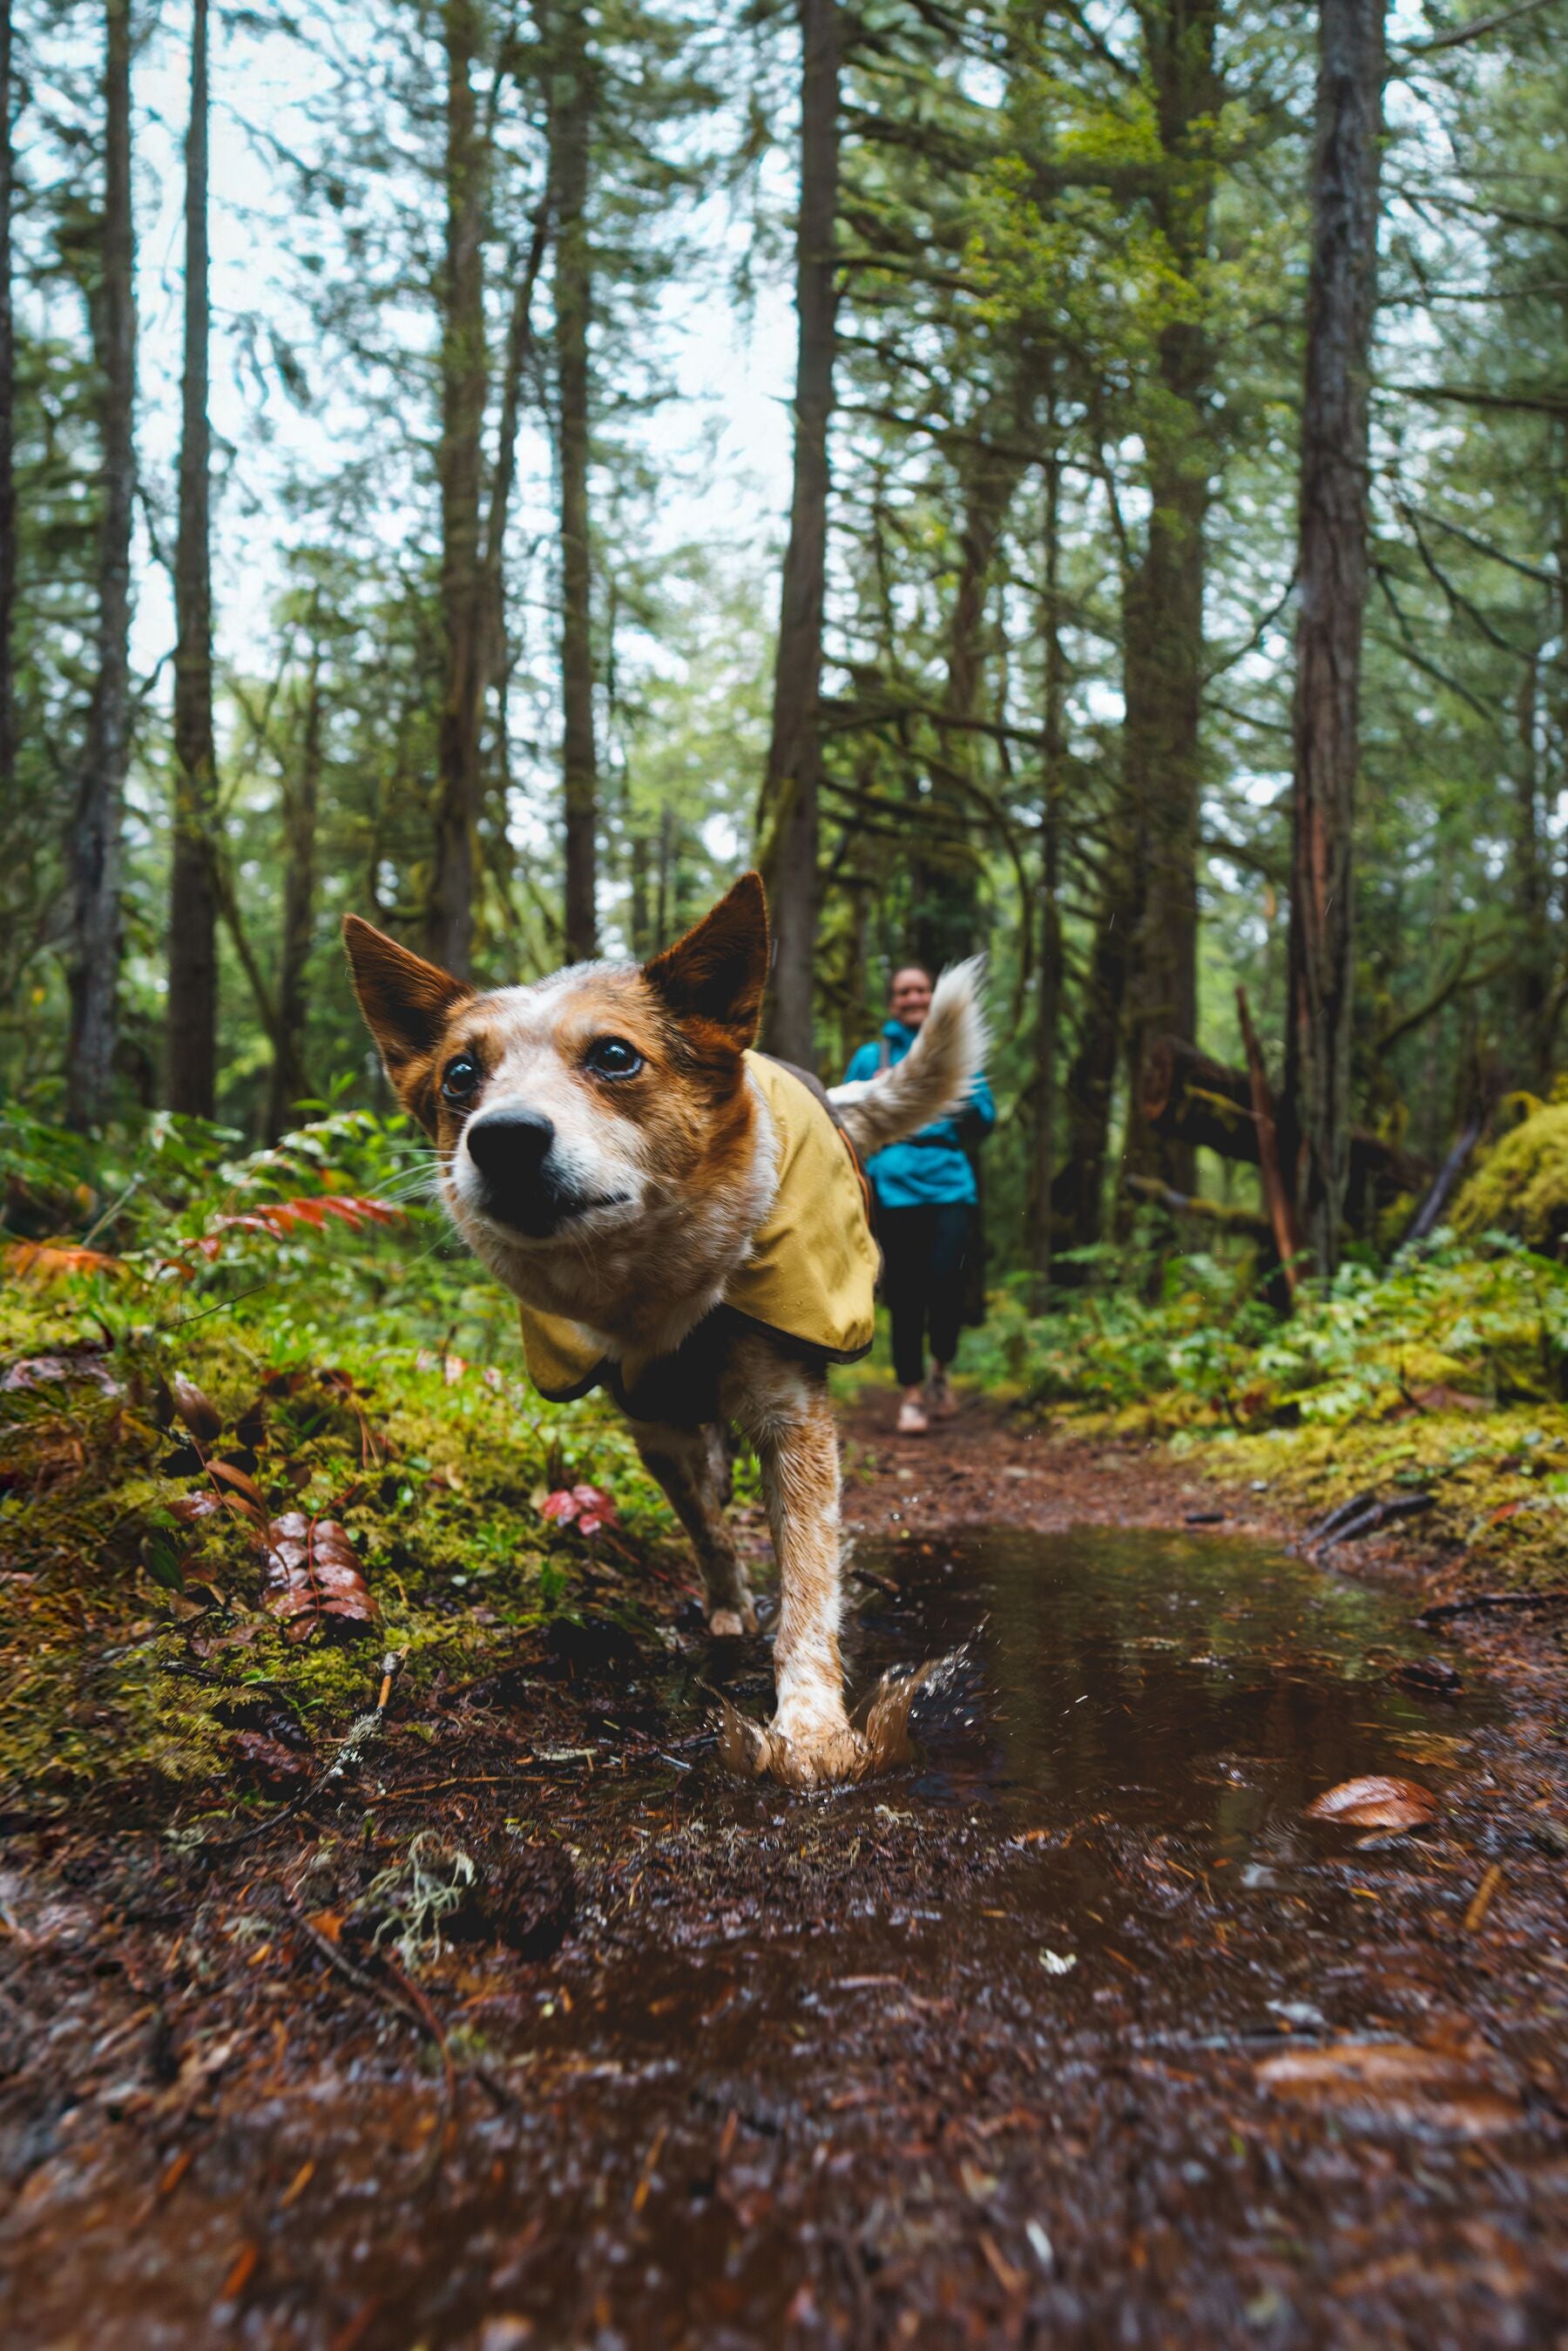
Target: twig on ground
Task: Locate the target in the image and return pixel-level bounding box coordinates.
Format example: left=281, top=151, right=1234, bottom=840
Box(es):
left=1313, top=1494, right=1436, bottom=1550
left=1418, top=1588, right=1568, bottom=1627
left=280, top=1890, right=456, bottom=2189
left=193, top=1650, right=407, bottom=1851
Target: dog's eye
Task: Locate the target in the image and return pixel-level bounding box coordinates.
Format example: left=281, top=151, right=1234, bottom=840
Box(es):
left=441, top=1054, right=482, bottom=1104
left=585, top=1037, right=643, bottom=1079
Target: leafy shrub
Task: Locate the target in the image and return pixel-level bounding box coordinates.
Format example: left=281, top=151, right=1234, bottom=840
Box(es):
left=977, top=1236, right=1568, bottom=1427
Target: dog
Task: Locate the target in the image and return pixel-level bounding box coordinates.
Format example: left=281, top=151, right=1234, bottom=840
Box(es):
left=343, top=872, right=986, bottom=1785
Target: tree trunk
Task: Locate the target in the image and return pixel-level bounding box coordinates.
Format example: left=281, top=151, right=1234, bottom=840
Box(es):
left=1237, top=986, right=1302, bottom=1296
left=1119, top=0, right=1218, bottom=1194
left=551, top=4, right=598, bottom=964
left=1052, top=878, right=1132, bottom=1260
left=760, top=0, right=840, bottom=1067
left=166, top=0, right=219, bottom=1118
left=1512, top=650, right=1549, bottom=1085
left=910, top=425, right=1023, bottom=973
left=66, top=0, right=135, bottom=1132
left=481, top=191, right=551, bottom=884
left=428, top=0, right=488, bottom=982
left=0, top=0, right=14, bottom=795
left=1031, top=422, right=1064, bottom=1291
left=265, top=633, right=323, bottom=1139
left=1283, top=0, right=1384, bottom=1276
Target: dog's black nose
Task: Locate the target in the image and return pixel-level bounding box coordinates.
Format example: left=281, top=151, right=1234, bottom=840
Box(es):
left=463, top=1109, right=569, bottom=1235
left=465, top=1109, right=556, bottom=1183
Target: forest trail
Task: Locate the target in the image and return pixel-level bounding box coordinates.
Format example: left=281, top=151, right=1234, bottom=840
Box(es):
left=3, top=1395, right=1568, bottom=2347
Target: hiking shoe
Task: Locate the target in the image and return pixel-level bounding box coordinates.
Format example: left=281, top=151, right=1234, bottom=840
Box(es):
left=925, top=1367, right=959, bottom=1421
left=896, top=1393, right=929, bottom=1436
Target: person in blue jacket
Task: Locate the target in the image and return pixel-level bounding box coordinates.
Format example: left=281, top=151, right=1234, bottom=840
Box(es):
left=843, top=963, right=996, bottom=1435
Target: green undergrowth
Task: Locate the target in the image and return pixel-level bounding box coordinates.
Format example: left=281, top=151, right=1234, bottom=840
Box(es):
left=972, top=1236, right=1568, bottom=1592
left=0, top=1105, right=686, bottom=1816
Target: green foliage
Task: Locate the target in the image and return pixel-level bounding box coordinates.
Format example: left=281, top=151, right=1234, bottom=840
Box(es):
left=982, top=1238, right=1568, bottom=1428
left=0, top=1111, right=679, bottom=1813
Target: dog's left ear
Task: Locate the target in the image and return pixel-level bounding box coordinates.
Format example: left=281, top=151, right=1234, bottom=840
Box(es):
left=644, top=870, right=769, bottom=1045
left=342, top=915, right=472, bottom=1125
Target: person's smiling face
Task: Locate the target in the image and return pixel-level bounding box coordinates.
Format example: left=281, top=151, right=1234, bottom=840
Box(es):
left=889, top=966, right=933, bottom=1030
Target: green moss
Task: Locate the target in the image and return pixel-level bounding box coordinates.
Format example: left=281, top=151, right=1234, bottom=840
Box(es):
left=1454, top=1104, right=1568, bottom=1251
left=1175, top=1402, right=1568, bottom=1593
left=0, top=1154, right=687, bottom=1814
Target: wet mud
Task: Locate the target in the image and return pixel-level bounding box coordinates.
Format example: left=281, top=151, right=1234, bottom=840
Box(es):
left=4, top=1504, right=1568, bottom=2347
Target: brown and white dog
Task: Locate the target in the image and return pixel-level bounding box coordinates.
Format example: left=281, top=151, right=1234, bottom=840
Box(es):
left=343, top=873, right=985, bottom=1786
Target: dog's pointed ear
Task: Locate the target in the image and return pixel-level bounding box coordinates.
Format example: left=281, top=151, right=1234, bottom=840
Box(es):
left=644, top=871, right=769, bottom=1045
left=342, top=915, right=471, bottom=1120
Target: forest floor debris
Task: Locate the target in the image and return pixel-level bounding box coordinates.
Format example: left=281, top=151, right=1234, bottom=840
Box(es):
left=3, top=1347, right=1568, bottom=2345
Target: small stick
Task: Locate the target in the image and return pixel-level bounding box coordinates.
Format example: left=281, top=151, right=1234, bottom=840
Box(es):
left=1463, top=1861, right=1504, bottom=1933
left=280, top=1893, right=455, bottom=2190
left=194, top=1651, right=407, bottom=1851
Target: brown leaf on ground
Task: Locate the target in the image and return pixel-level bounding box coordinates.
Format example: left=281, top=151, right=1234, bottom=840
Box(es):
left=1388, top=1385, right=1490, bottom=1419
left=1, top=1348, right=123, bottom=1397
left=1304, top=1774, right=1437, bottom=1830
left=206, top=1459, right=266, bottom=1512
left=170, top=1374, right=223, bottom=1442
left=2, top=1241, right=128, bottom=1286
left=262, top=1512, right=378, bottom=1642
left=1255, top=2041, right=1521, bottom=2135
left=169, top=1491, right=223, bottom=1524
left=232, top=1731, right=313, bottom=1789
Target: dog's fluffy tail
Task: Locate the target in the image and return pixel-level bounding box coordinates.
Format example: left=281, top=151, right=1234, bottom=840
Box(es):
left=827, top=956, right=988, bottom=1159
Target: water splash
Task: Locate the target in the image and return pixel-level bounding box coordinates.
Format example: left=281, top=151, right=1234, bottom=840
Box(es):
left=714, top=1647, right=976, bottom=1786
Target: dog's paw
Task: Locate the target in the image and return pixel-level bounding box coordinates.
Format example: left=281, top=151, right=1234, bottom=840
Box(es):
left=766, top=1723, right=872, bottom=1788
left=715, top=1698, right=869, bottom=1787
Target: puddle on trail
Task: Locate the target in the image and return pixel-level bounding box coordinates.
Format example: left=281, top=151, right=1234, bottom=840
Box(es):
left=7, top=1525, right=1528, bottom=2350
left=490, top=1520, right=1498, bottom=2091
left=841, top=1521, right=1491, bottom=1846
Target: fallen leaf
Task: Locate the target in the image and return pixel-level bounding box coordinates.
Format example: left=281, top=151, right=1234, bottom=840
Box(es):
left=206, top=1459, right=266, bottom=1510
left=2, top=1240, right=128, bottom=1286
left=170, top=1374, right=223, bottom=1443
left=169, top=1492, right=223, bottom=1524
left=262, top=1513, right=378, bottom=1642
left=1464, top=1861, right=1504, bottom=1933
left=232, top=1732, right=312, bottom=1789
left=1, top=1348, right=122, bottom=1397
left=1304, top=1775, right=1436, bottom=1831
left=1389, top=1385, right=1490, bottom=1419
left=1254, top=2041, right=1521, bottom=2135
left=220, top=2242, right=259, bottom=2302
left=977, top=2231, right=1026, bottom=2295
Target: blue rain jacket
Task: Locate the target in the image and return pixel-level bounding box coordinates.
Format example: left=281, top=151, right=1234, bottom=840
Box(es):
left=841, top=1020, right=996, bottom=1210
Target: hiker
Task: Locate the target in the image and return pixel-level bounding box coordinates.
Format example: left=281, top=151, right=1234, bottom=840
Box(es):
left=843, top=963, right=995, bottom=1435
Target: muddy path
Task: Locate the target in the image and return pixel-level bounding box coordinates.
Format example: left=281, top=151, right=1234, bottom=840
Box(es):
left=4, top=1395, right=1568, bottom=2348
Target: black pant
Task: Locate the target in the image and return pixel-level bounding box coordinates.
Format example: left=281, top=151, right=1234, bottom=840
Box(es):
left=879, top=1202, right=971, bottom=1388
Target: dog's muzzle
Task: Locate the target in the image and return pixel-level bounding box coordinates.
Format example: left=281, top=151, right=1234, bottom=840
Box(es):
left=463, top=1109, right=584, bottom=1238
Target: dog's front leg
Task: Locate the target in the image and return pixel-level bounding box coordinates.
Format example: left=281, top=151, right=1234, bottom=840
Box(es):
left=731, top=1353, right=863, bottom=1786
left=633, top=1420, right=755, bottom=1635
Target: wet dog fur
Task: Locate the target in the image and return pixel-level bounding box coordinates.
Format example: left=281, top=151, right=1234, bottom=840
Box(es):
left=343, top=872, right=986, bottom=1785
